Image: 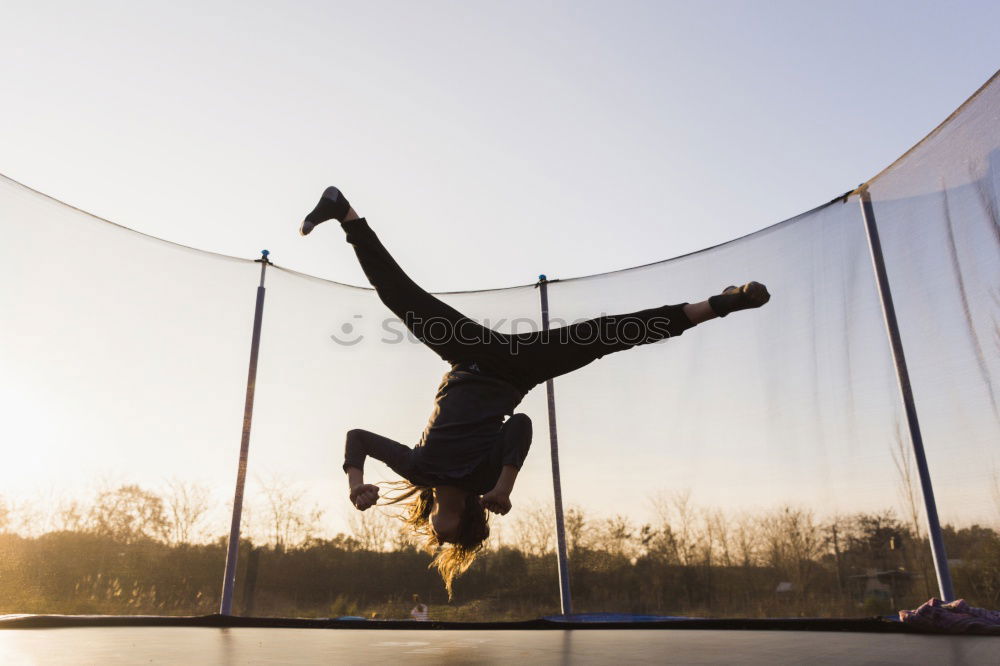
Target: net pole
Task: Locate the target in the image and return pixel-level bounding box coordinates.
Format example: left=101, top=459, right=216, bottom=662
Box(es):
left=220, top=250, right=271, bottom=615
left=535, top=275, right=573, bottom=615
left=858, top=189, right=955, bottom=601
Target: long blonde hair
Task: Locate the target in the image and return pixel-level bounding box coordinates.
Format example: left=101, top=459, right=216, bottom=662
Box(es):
left=382, top=481, right=489, bottom=598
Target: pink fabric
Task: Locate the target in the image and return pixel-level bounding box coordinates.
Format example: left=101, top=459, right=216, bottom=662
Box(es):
left=899, top=598, right=1000, bottom=634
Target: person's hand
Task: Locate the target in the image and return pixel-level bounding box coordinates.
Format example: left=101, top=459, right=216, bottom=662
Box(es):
left=480, top=489, right=512, bottom=515
left=350, top=483, right=380, bottom=511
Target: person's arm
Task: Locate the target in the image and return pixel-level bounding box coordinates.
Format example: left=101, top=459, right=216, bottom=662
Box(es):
left=481, top=465, right=518, bottom=515
left=481, top=414, right=532, bottom=515
left=343, top=429, right=415, bottom=511
left=346, top=466, right=379, bottom=511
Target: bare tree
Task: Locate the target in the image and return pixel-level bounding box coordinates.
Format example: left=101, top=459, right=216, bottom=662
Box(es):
left=6, top=496, right=45, bottom=538
left=891, top=422, right=925, bottom=540
left=256, top=476, right=323, bottom=550
left=991, top=465, right=1000, bottom=523
left=891, top=422, right=935, bottom=596
left=50, top=498, right=87, bottom=533
left=650, top=489, right=701, bottom=566
left=163, top=479, right=211, bottom=545
left=733, top=512, right=761, bottom=568
left=823, top=514, right=848, bottom=593
left=596, top=515, right=638, bottom=560
left=89, top=485, right=170, bottom=543
left=758, top=506, right=824, bottom=591
left=705, top=509, right=731, bottom=568
left=510, top=502, right=555, bottom=556
left=348, top=507, right=400, bottom=552
left=564, top=506, right=592, bottom=554
left=485, top=512, right=507, bottom=550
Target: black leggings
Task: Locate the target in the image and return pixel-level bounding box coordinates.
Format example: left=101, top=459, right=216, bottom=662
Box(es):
left=342, top=218, right=693, bottom=393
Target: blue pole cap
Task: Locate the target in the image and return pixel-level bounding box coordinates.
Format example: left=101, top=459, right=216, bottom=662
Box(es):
left=538, top=274, right=547, bottom=281
left=261, top=249, right=270, bottom=258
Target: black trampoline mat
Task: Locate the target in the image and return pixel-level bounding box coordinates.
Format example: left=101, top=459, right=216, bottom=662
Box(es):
left=0, top=627, right=996, bottom=665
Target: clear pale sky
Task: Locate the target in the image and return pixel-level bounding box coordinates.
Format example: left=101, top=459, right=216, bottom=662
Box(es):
left=2, top=1, right=999, bottom=540
left=2, top=0, right=998, bottom=291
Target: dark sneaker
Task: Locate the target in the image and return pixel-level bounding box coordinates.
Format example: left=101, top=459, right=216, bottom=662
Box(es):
left=709, top=281, right=770, bottom=317
left=300, top=186, right=351, bottom=236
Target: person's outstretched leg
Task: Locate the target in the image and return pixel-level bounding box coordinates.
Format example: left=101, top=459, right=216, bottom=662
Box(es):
left=502, top=282, right=770, bottom=390
left=300, top=187, right=499, bottom=364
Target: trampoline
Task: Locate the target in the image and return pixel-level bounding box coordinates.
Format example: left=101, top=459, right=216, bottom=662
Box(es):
left=0, top=615, right=997, bottom=665
left=1, top=65, right=1000, bottom=662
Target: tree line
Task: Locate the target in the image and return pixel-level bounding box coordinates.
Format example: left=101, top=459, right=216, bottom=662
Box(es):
left=0, top=483, right=997, bottom=620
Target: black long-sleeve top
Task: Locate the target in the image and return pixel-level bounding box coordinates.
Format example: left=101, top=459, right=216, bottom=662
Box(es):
left=343, top=362, right=532, bottom=494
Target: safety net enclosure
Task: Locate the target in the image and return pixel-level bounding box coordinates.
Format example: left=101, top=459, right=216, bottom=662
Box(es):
left=0, top=71, right=998, bottom=622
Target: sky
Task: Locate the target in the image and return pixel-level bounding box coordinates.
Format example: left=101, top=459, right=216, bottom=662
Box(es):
left=1, top=0, right=998, bottom=291
left=1, top=1, right=999, bottom=542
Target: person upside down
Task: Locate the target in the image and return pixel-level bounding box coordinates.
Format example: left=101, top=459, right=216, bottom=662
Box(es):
left=300, top=187, right=771, bottom=596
